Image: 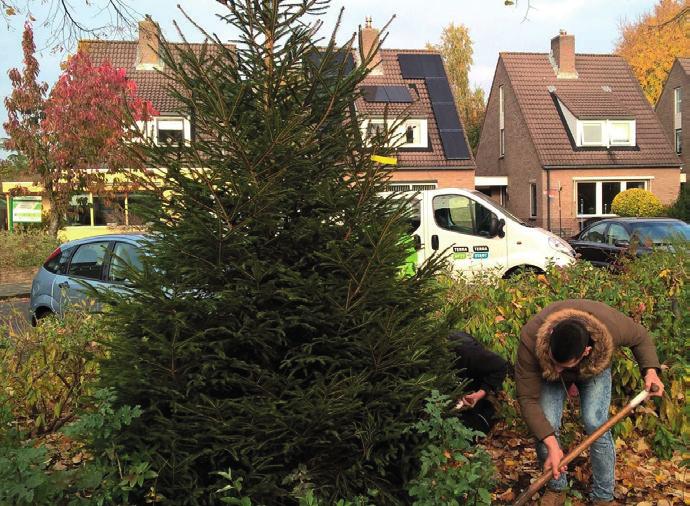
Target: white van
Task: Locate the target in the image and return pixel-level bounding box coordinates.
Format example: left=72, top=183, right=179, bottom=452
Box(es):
left=404, top=188, right=575, bottom=277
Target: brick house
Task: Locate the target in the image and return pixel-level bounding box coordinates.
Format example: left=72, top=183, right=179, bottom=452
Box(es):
left=475, top=31, right=681, bottom=236
left=655, top=57, right=689, bottom=183
left=87, top=16, right=476, bottom=194
left=355, top=19, right=476, bottom=191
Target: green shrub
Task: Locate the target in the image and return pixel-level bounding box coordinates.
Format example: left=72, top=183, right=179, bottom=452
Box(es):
left=0, top=230, right=58, bottom=270
left=0, top=310, right=155, bottom=505
left=611, top=188, right=664, bottom=217
left=406, top=391, right=494, bottom=506
left=0, top=310, right=107, bottom=436
left=443, top=248, right=689, bottom=457
left=666, top=184, right=690, bottom=222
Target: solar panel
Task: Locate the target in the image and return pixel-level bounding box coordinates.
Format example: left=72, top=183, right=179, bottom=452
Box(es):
left=397, top=53, right=471, bottom=159
left=432, top=103, right=462, bottom=131
left=398, top=54, right=446, bottom=79
left=440, top=131, right=470, bottom=159
left=425, top=78, right=454, bottom=103
left=361, top=85, right=412, bottom=103
left=384, top=86, right=412, bottom=102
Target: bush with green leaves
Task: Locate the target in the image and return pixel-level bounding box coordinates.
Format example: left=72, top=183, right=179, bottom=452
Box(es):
left=444, top=248, right=689, bottom=458
left=100, top=1, right=457, bottom=504
left=406, top=391, right=494, bottom=506
left=666, top=184, right=690, bottom=222
left=0, top=229, right=58, bottom=271
left=0, top=308, right=155, bottom=505
left=611, top=188, right=664, bottom=217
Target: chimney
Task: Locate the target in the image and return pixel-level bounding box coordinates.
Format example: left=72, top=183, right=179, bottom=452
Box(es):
left=136, top=15, right=162, bottom=70
left=360, top=17, right=383, bottom=75
left=550, top=30, right=577, bottom=79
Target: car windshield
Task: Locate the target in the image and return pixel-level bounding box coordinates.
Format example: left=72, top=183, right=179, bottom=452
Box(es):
left=630, top=222, right=690, bottom=245
left=469, top=190, right=529, bottom=226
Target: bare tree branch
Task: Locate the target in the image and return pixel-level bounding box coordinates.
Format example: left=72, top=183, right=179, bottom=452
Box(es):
left=2, top=0, right=141, bottom=50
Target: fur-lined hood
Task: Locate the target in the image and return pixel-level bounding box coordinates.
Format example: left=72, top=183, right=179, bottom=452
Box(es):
left=534, top=308, right=614, bottom=381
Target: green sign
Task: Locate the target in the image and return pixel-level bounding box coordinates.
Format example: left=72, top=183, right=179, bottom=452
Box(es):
left=12, top=196, right=42, bottom=223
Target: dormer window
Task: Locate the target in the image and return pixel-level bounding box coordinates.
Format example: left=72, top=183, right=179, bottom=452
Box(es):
left=576, top=119, right=635, bottom=147
left=555, top=92, right=636, bottom=148
left=361, top=118, right=428, bottom=149
left=153, top=117, right=191, bottom=146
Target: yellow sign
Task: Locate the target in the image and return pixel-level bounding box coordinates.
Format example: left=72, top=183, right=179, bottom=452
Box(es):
left=371, top=154, right=398, bottom=165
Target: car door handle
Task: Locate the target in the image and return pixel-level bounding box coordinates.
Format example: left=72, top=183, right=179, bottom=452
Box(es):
left=58, top=281, right=69, bottom=289
left=431, top=235, right=439, bottom=251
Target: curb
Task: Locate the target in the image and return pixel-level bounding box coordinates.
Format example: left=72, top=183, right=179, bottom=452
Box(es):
left=0, top=292, right=31, bottom=301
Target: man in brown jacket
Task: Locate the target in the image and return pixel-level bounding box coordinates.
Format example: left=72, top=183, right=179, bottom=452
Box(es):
left=515, top=299, right=664, bottom=506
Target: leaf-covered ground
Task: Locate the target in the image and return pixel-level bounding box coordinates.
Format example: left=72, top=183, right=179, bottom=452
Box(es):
left=484, top=420, right=688, bottom=505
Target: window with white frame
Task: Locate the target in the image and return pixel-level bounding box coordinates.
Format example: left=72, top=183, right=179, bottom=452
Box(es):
left=576, top=179, right=648, bottom=216
left=576, top=119, right=635, bottom=147
left=156, top=118, right=186, bottom=145
left=385, top=182, right=437, bottom=192
left=675, top=87, right=682, bottom=115
left=676, top=129, right=682, bottom=154
left=362, top=118, right=428, bottom=149
left=499, top=85, right=505, bottom=157
left=529, top=182, right=537, bottom=218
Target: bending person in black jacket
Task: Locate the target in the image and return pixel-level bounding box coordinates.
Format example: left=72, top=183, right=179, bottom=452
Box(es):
left=449, top=331, right=509, bottom=435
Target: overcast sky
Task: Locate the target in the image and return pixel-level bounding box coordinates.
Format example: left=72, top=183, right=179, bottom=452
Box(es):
left=0, top=0, right=655, bottom=137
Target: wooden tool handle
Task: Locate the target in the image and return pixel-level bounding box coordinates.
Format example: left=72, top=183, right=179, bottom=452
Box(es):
left=512, top=387, right=655, bottom=506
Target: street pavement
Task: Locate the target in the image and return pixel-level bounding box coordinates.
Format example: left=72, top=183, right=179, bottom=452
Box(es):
left=0, top=297, right=31, bottom=333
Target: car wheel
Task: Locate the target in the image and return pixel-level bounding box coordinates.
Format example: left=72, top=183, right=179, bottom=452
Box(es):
left=31, top=307, right=54, bottom=327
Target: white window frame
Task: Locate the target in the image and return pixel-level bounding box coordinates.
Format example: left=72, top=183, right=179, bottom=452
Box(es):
left=579, top=120, right=605, bottom=146
left=499, top=85, right=505, bottom=157
left=574, top=178, right=650, bottom=217
left=576, top=119, right=636, bottom=147
left=361, top=118, right=429, bottom=149
left=675, top=87, right=682, bottom=114
left=154, top=117, right=192, bottom=146
left=385, top=182, right=437, bottom=192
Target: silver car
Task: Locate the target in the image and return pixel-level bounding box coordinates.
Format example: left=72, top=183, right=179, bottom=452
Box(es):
left=29, top=233, right=146, bottom=325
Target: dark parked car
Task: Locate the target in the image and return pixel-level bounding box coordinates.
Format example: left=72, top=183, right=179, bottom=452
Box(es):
left=569, top=218, right=690, bottom=267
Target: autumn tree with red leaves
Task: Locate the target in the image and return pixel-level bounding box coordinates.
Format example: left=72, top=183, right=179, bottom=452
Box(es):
left=4, top=23, right=155, bottom=236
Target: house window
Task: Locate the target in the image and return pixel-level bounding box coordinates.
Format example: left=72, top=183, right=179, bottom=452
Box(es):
left=576, top=180, right=649, bottom=216
left=676, top=129, right=682, bottom=154
left=385, top=182, right=437, bottom=192
left=609, top=121, right=633, bottom=145
left=576, top=119, right=635, bottom=147
left=499, top=85, right=505, bottom=157
left=362, top=119, right=428, bottom=149
left=156, top=118, right=186, bottom=146
left=675, top=87, right=682, bottom=114
left=581, top=121, right=604, bottom=145
left=529, top=183, right=537, bottom=218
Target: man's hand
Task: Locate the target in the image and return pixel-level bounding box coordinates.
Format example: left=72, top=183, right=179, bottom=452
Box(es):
left=462, top=389, right=486, bottom=408
left=543, top=435, right=566, bottom=480
left=644, top=369, right=664, bottom=398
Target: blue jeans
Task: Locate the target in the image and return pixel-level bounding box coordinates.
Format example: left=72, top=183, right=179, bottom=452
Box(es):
left=536, top=368, right=615, bottom=501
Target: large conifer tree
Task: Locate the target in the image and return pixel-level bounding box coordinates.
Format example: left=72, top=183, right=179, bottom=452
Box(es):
left=101, top=1, right=456, bottom=503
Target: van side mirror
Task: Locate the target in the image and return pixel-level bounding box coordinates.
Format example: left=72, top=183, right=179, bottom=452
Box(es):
left=490, top=216, right=506, bottom=238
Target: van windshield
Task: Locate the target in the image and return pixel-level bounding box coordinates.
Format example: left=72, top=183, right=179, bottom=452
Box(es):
left=469, top=190, right=530, bottom=226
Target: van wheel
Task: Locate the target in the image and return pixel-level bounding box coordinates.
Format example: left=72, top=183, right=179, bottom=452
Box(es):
left=32, top=307, right=53, bottom=327
left=503, top=265, right=543, bottom=279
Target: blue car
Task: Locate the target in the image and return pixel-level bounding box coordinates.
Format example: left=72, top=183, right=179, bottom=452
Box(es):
left=29, top=234, right=146, bottom=325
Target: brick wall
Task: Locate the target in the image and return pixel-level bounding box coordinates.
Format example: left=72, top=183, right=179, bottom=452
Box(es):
left=475, top=58, right=544, bottom=226
left=388, top=168, right=475, bottom=189
left=543, top=167, right=680, bottom=236
left=655, top=61, right=688, bottom=173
